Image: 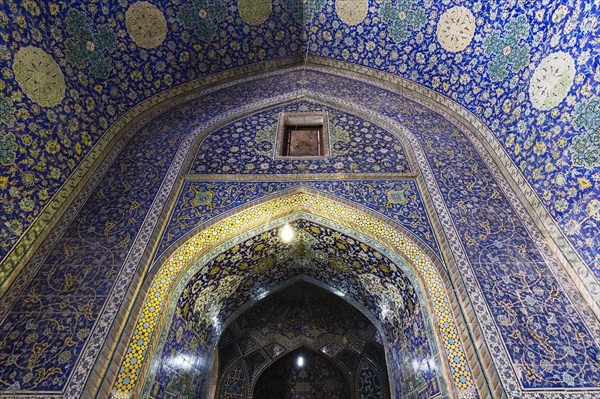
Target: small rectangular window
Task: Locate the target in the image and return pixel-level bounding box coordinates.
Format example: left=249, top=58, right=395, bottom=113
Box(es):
left=275, top=112, right=330, bottom=159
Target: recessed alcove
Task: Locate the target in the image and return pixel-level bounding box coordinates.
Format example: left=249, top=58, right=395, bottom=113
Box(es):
left=143, top=218, right=445, bottom=399
left=253, top=347, right=351, bottom=399
left=214, top=281, right=390, bottom=399
left=275, top=112, right=330, bottom=158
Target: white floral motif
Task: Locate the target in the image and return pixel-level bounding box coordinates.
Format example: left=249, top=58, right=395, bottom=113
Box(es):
left=529, top=52, right=575, bottom=111
left=436, top=6, right=476, bottom=52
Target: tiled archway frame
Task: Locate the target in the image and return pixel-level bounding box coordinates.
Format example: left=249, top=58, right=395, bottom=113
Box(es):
left=112, top=193, right=475, bottom=398
left=2, top=62, right=592, bottom=399
left=142, top=215, right=446, bottom=399
left=7, top=64, right=588, bottom=399
left=99, top=74, right=598, bottom=399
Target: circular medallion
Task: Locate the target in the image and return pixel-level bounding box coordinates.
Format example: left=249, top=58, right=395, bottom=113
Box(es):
left=529, top=52, right=575, bottom=110
left=336, top=0, right=368, bottom=25
left=126, top=1, right=168, bottom=49
left=436, top=6, right=475, bottom=52
left=13, top=46, right=65, bottom=107
left=238, top=0, right=272, bottom=25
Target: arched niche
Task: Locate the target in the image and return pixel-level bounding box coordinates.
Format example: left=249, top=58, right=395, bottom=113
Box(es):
left=252, top=347, right=353, bottom=399
left=143, top=218, right=442, bottom=399
left=110, top=197, right=477, bottom=398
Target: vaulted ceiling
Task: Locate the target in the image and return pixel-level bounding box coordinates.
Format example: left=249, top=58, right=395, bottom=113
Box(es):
left=0, top=0, right=597, bottom=288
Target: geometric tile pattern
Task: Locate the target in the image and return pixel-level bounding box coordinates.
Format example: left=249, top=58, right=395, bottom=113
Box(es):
left=221, top=282, right=378, bottom=362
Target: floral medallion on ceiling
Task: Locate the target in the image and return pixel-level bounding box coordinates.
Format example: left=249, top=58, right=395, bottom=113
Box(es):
left=12, top=46, right=65, bottom=106
left=379, top=0, right=427, bottom=44
left=336, top=0, right=369, bottom=26
left=64, top=8, right=117, bottom=79
left=571, top=96, right=599, bottom=169
left=238, top=0, right=272, bottom=25
left=529, top=52, right=576, bottom=110
left=482, top=14, right=530, bottom=82
left=177, top=0, right=227, bottom=42
left=436, top=6, right=476, bottom=53
left=125, top=1, right=168, bottom=49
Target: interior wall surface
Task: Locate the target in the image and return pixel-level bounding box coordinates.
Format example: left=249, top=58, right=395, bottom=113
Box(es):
left=0, top=62, right=597, bottom=399
left=146, top=221, right=440, bottom=399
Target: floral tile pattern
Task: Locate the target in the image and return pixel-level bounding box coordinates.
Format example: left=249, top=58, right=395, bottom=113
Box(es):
left=0, top=66, right=597, bottom=398
left=0, top=0, right=596, bottom=390
left=157, top=179, right=439, bottom=261
left=0, top=0, right=597, bottom=305
left=191, top=100, right=411, bottom=175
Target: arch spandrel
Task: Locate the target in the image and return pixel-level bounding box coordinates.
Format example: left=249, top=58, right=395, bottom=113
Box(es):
left=111, top=193, right=476, bottom=398
left=152, top=183, right=443, bottom=277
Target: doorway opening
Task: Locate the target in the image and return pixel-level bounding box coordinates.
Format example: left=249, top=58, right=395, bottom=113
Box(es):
left=214, top=281, right=390, bottom=399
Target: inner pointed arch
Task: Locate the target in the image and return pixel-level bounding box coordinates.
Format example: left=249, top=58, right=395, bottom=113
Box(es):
left=114, top=192, right=474, bottom=397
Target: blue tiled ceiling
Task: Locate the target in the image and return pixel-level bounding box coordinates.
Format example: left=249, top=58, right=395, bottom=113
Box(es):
left=0, top=0, right=597, bottom=283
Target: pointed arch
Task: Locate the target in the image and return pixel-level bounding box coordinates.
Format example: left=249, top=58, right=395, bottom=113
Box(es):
left=111, top=191, right=476, bottom=398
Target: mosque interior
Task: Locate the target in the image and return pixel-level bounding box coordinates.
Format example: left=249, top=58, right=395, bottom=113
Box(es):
left=0, top=0, right=598, bottom=398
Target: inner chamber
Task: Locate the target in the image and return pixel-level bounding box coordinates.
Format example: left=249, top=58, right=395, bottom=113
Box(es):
left=215, top=281, right=390, bottom=399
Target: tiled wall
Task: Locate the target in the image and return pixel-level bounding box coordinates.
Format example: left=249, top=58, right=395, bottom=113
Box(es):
left=0, top=54, right=596, bottom=399
left=146, top=312, right=209, bottom=399
left=148, top=221, right=434, bottom=397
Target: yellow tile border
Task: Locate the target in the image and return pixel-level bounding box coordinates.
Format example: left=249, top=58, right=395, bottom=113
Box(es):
left=112, top=192, right=474, bottom=396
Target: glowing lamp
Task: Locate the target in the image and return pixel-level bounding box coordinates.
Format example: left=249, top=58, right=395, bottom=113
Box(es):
left=280, top=223, right=295, bottom=243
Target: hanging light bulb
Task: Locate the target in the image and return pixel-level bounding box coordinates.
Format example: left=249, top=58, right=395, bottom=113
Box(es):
left=296, top=355, right=305, bottom=367
left=280, top=223, right=295, bottom=243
